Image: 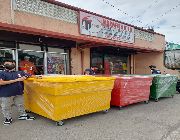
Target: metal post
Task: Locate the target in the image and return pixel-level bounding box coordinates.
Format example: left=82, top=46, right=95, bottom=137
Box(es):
left=44, top=51, right=48, bottom=75
left=15, top=49, right=18, bottom=71
left=61, top=53, right=67, bottom=75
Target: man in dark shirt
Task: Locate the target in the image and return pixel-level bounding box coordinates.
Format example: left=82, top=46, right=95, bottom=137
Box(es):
left=0, top=60, right=35, bottom=125
left=149, top=65, right=161, bottom=74
left=84, top=67, right=96, bottom=75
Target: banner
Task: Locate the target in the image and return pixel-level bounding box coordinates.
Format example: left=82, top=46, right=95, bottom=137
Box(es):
left=79, top=11, right=135, bottom=43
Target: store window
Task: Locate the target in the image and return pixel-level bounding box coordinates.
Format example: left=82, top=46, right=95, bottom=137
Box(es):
left=47, top=53, right=65, bottom=74
left=91, top=48, right=128, bottom=75
left=0, top=41, right=16, bottom=71
left=0, top=41, right=70, bottom=75
left=0, top=49, right=15, bottom=71
left=18, top=44, right=44, bottom=75
left=91, top=52, right=104, bottom=74
left=164, top=50, right=180, bottom=69
left=0, top=43, right=70, bottom=75
left=47, top=47, right=69, bottom=75
left=104, top=55, right=128, bottom=75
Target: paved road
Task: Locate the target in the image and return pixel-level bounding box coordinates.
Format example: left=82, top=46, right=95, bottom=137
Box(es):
left=1, top=94, right=180, bottom=140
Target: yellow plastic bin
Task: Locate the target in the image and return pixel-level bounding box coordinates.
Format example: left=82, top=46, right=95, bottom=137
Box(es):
left=24, top=75, right=115, bottom=125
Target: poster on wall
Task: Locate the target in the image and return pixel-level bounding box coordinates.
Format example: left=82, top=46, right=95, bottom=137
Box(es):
left=79, top=11, right=135, bottom=43
left=47, top=54, right=64, bottom=74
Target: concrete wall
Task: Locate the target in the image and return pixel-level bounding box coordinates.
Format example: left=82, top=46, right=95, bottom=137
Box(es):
left=14, top=10, right=165, bottom=51
left=135, top=52, right=179, bottom=75
left=135, top=34, right=165, bottom=51
left=0, top=0, right=165, bottom=52
left=130, top=54, right=135, bottom=74
left=70, top=48, right=90, bottom=75
left=14, top=11, right=79, bottom=36
left=82, top=48, right=90, bottom=72
left=0, top=0, right=11, bottom=23
left=70, top=48, right=81, bottom=75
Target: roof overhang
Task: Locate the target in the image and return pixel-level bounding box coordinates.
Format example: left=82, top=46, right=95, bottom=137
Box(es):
left=0, top=22, right=162, bottom=53
left=46, top=0, right=165, bottom=37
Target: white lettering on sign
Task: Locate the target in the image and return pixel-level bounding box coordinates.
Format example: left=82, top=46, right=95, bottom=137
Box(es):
left=135, top=29, right=154, bottom=42
left=13, top=0, right=78, bottom=24
left=79, top=11, right=135, bottom=44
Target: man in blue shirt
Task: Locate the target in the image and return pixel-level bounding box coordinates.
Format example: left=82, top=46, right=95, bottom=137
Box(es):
left=0, top=60, right=35, bottom=125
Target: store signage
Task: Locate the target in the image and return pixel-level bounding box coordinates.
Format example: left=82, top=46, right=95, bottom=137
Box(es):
left=79, top=11, right=135, bottom=43
left=135, top=29, right=154, bottom=42
left=13, top=0, right=78, bottom=24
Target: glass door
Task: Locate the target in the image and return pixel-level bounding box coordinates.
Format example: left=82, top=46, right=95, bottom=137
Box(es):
left=91, top=52, right=104, bottom=74
left=104, top=55, right=128, bottom=75
left=0, top=48, right=15, bottom=71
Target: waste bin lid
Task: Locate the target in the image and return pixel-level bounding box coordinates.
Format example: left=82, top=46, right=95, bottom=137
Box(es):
left=94, top=77, right=115, bottom=81
left=26, top=76, right=77, bottom=83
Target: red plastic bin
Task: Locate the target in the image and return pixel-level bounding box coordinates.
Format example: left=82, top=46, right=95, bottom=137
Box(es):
left=111, top=76, right=153, bottom=108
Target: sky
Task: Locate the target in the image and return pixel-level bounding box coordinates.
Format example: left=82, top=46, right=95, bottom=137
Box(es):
left=57, top=0, right=180, bottom=44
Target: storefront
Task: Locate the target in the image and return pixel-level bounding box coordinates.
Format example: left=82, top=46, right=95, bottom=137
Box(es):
left=79, top=11, right=136, bottom=75
left=90, top=47, right=135, bottom=75
left=0, top=30, right=74, bottom=75
left=0, top=0, right=179, bottom=76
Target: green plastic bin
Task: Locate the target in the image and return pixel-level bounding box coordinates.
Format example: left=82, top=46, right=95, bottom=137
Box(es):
left=150, top=75, right=178, bottom=101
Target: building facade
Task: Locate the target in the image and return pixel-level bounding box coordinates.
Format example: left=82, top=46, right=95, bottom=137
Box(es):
left=0, top=0, right=178, bottom=75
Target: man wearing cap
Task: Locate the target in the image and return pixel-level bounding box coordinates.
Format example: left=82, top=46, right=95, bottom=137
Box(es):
left=19, top=56, right=37, bottom=75
left=84, top=67, right=96, bottom=75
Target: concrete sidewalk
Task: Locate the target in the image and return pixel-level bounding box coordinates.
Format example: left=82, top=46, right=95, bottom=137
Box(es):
left=1, top=94, right=180, bottom=140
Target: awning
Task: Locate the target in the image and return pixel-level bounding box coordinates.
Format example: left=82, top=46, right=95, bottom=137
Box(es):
left=0, top=22, right=162, bottom=53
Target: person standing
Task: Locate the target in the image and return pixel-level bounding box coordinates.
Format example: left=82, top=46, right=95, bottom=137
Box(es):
left=0, top=60, right=35, bottom=125
left=84, top=67, right=96, bottom=75
left=149, top=65, right=161, bottom=74
left=19, top=56, right=37, bottom=75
